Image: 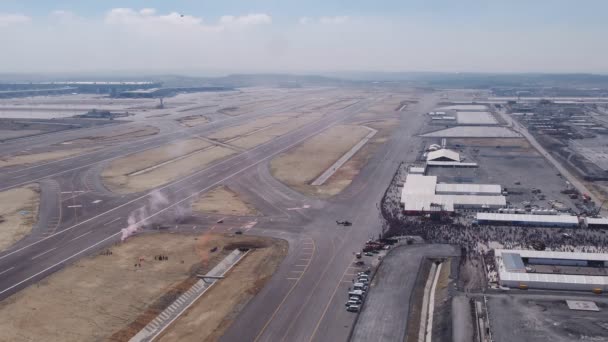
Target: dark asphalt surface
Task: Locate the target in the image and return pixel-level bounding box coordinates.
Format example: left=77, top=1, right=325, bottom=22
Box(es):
left=0, top=88, right=440, bottom=342
left=351, top=244, right=459, bottom=342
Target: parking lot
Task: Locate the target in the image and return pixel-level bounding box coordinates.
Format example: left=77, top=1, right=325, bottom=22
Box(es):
left=487, top=294, right=608, bottom=342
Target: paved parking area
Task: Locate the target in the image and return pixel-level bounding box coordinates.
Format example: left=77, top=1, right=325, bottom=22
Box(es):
left=351, top=244, right=459, bottom=342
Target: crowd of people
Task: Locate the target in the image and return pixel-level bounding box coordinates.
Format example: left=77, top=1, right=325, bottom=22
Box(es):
left=381, top=162, right=608, bottom=280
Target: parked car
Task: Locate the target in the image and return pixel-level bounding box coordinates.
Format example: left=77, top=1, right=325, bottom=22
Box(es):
left=346, top=305, right=360, bottom=312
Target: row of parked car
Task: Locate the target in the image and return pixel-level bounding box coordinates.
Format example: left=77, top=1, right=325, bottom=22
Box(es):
left=345, top=270, right=370, bottom=312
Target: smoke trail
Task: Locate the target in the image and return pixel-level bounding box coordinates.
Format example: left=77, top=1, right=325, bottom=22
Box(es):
left=121, top=190, right=169, bottom=241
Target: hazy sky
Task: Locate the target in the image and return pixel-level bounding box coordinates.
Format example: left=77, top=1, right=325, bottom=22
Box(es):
left=1, top=0, right=607, bottom=74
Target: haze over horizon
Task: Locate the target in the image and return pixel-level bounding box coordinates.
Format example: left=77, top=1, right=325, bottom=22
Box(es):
left=1, top=0, right=607, bottom=74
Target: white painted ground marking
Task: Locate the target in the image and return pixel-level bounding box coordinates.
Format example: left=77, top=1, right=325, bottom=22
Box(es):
left=31, top=247, right=57, bottom=260
left=0, top=267, right=14, bottom=276
left=286, top=205, right=311, bottom=211
left=102, top=217, right=122, bottom=226
left=68, top=231, right=92, bottom=242
left=67, top=205, right=82, bottom=208
left=0, top=112, right=345, bottom=264
left=92, top=200, right=102, bottom=204
left=0, top=232, right=120, bottom=296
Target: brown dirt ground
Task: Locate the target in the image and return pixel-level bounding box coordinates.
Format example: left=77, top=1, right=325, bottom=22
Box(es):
left=270, top=124, right=371, bottom=197
left=157, top=238, right=288, bottom=342
left=317, top=119, right=399, bottom=197
left=217, top=100, right=276, bottom=116
left=0, top=232, right=281, bottom=342
left=405, top=259, right=432, bottom=342
left=192, top=185, right=260, bottom=216
left=177, top=115, right=209, bottom=127
left=0, top=184, right=39, bottom=251
left=230, top=115, right=320, bottom=149
left=208, top=116, right=290, bottom=141
left=102, top=139, right=235, bottom=193
left=317, top=118, right=399, bottom=197
left=0, top=148, right=95, bottom=168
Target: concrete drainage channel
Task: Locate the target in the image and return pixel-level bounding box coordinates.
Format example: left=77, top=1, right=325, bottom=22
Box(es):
left=418, top=260, right=444, bottom=342
left=129, top=249, right=250, bottom=342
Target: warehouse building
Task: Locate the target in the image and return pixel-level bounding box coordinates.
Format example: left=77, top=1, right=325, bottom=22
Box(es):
left=408, top=165, right=427, bottom=175
left=400, top=174, right=506, bottom=214
left=425, top=148, right=478, bottom=167
left=495, top=249, right=608, bottom=292
left=436, top=183, right=502, bottom=196
left=584, top=217, right=608, bottom=229
left=427, top=149, right=460, bottom=162
left=476, top=213, right=580, bottom=227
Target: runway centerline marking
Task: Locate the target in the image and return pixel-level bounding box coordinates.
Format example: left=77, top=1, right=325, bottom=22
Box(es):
left=0, top=97, right=340, bottom=193
left=31, top=247, right=57, bottom=260
left=68, top=231, right=92, bottom=242
left=0, top=233, right=120, bottom=297
left=0, top=267, right=14, bottom=276
left=0, top=113, right=346, bottom=262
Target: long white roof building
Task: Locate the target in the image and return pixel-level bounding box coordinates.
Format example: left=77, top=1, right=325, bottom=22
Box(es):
left=495, top=249, right=608, bottom=291
left=401, top=174, right=505, bottom=213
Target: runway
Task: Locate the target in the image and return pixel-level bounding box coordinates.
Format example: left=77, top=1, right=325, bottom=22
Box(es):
left=0, top=87, right=439, bottom=341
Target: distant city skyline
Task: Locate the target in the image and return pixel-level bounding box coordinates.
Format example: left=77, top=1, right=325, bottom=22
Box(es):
left=1, top=0, right=607, bottom=74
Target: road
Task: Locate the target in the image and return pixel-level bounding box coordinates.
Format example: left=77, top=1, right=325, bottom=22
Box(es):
left=0, top=87, right=439, bottom=341
left=351, top=244, right=459, bottom=342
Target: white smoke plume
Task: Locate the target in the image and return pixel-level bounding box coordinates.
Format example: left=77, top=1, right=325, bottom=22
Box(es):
left=121, top=190, right=170, bottom=241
